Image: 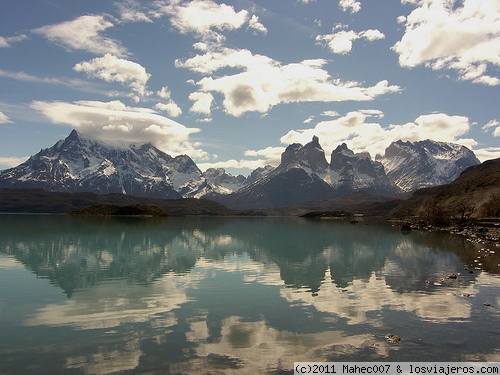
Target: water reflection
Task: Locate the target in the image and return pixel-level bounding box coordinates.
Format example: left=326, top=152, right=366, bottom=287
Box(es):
left=0, top=215, right=499, bottom=374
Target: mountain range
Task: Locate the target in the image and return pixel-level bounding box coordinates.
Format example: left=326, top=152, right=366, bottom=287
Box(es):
left=0, top=130, right=481, bottom=209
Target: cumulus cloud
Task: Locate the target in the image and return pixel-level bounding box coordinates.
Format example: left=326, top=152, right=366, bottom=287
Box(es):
left=152, top=0, right=264, bottom=41
left=339, top=0, right=361, bottom=13
left=30, top=100, right=207, bottom=159
left=157, top=86, right=172, bottom=100
left=177, top=46, right=400, bottom=116
left=316, top=28, right=385, bottom=55
left=154, top=87, right=183, bottom=117
left=0, top=111, right=13, bottom=124
left=154, top=102, right=182, bottom=117
left=393, top=0, right=500, bottom=85
left=278, top=111, right=473, bottom=159
left=248, top=15, right=268, bottom=35
left=74, top=54, right=151, bottom=101
left=188, top=91, right=214, bottom=115
left=33, top=15, right=127, bottom=56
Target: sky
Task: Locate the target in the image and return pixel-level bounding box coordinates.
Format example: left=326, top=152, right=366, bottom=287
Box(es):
left=0, top=0, right=499, bottom=176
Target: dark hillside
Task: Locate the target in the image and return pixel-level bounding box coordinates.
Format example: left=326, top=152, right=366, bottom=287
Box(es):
left=389, top=158, right=500, bottom=220
left=0, top=188, right=236, bottom=216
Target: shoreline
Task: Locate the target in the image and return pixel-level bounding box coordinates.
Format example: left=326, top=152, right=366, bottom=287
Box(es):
left=393, top=219, right=500, bottom=247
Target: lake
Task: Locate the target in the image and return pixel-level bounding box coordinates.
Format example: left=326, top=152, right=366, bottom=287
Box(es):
left=0, top=214, right=499, bottom=374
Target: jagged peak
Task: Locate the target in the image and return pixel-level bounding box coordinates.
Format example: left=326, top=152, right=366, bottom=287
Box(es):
left=68, top=128, right=80, bottom=139
left=306, top=135, right=321, bottom=148
left=332, top=142, right=352, bottom=154
left=284, top=142, right=303, bottom=152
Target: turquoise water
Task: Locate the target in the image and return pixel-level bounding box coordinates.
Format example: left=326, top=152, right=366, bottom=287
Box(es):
left=0, top=215, right=499, bottom=374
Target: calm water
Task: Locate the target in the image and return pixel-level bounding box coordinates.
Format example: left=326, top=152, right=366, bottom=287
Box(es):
left=0, top=214, right=499, bottom=374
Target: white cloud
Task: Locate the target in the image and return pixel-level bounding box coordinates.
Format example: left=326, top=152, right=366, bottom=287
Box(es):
left=33, top=15, right=127, bottom=56
left=177, top=46, right=400, bottom=117
left=316, top=29, right=385, bottom=55
left=73, top=54, right=151, bottom=100
left=359, top=109, right=385, bottom=118
left=321, top=110, right=340, bottom=117
left=482, top=119, right=500, bottom=137
left=197, top=145, right=284, bottom=172
left=0, top=111, right=13, bottom=124
left=195, top=117, right=212, bottom=123
left=30, top=100, right=207, bottom=159
left=339, top=0, right=361, bottom=13
left=155, top=87, right=182, bottom=116
left=115, top=0, right=153, bottom=23
left=0, top=34, right=28, bottom=48
left=154, top=102, right=182, bottom=117
left=153, top=0, right=252, bottom=41
left=0, top=68, right=129, bottom=98
left=393, top=0, right=500, bottom=85
left=472, top=147, right=500, bottom=161
left=188, top=91, right=214, bottom=115
left=278, top=111, right=473, bottom=159
left=157, top=86, right=172, bottom=99
left=0, top=156, right=29, bottom=169
left=197, top=158, right=271, bottom=172
left=248, top=15, right=267, bottom=35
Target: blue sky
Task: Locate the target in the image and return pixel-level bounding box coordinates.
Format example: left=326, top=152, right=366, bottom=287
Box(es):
left=0, top=0, right=499, bottom=175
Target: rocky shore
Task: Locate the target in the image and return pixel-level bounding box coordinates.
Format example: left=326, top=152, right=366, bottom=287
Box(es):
left=397, top=219, right=500, bottom=247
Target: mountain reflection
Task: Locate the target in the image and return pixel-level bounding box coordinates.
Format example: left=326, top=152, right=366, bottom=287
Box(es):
left=0, top=215, right=491, bottom=297
left=1, top=215, right=499, bottom=373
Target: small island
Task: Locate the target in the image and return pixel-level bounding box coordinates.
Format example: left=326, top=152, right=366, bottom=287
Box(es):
left=71, top=204, right=171, bottom=217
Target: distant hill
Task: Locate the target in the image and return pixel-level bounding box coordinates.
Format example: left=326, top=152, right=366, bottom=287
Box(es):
left=388, top=158, right=500, bottom=220
left=72, top=204, right=172, bottom=217
left=266, top=192, right=408, bottom=217
left=0, top=188, right=237, bottom=216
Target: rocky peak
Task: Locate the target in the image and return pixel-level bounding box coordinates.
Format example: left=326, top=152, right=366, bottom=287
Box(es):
left=330, top=143, right=356, bottom=170
left=279, top=136, right=328, bottom=172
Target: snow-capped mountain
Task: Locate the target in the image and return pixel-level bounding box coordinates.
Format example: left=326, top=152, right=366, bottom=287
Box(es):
left=377, top=139, right=480, bottom=192
left=204, top=168, right=247, bottom=195
left=329, top=143, right=398, bottom=195
left=0, top=130, right=211, bottom=199
left=0, top=130, right=482, bottom=208
left=245, top=165, right=274, bottom=185
left=217, top=136, right=399, bottom=209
